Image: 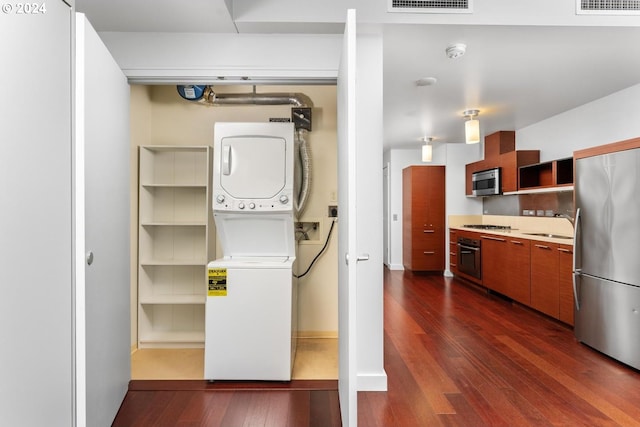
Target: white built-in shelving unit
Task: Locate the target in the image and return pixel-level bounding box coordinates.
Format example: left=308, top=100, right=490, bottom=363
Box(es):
left=138, top=146, right=213, bottom=348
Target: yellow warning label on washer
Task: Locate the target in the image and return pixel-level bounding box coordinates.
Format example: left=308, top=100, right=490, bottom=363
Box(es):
left=208, top=268, right=227, bottom=296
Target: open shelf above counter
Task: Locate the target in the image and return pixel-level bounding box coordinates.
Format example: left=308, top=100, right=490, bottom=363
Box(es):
left=518, top=157, right=573, bottom=192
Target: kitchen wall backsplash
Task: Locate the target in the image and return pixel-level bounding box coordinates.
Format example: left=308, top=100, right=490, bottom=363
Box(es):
left=483, top=191, right=573, bottom=217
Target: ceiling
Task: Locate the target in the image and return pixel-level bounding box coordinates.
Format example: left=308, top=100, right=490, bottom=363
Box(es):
left=75, top=0, right=640, bottom=150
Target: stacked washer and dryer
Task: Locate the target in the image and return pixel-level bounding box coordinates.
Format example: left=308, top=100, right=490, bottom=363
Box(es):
left=204, top=122, right=300, bottom=381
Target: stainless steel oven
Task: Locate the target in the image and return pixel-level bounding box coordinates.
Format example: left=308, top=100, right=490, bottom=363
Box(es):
left=457, top=236, right=481, bottom=279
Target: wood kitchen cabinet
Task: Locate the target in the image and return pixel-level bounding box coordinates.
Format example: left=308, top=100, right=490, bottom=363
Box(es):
left=519, top=157, right=574, bottom=191
left=531, top=241, right=560, bottom=318
left=506, top=238, right=531, bottom=305
left=465, top=160, right=489, bottom=195
left=558, top=244, right=574, bottom=325
left=500, top=150, right=540, bottom=193
left=464, top=131, right=539, bottom=195
left=481, top=235, right=531, bottom=304
left=403, top=166, right=445, bottom=271
left=481, top=235, right=510, bottom=296
left=449, top=229, right=459, bottom=275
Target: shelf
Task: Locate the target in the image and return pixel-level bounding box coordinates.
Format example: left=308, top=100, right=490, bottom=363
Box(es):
left=140, top=259, right=208, bottom=266
left=137, top=145, right=212, bottom=349
left=141, top=183, right=207, bottom=188
left=141, top=222, right=207, bottom=227
left=138, top=330, right=205, bottom=345
left=518, top=157, right=573, bottom=191
left=140, top=295, right=205, bottom=305
left=139, top=146, right=209, bottom=187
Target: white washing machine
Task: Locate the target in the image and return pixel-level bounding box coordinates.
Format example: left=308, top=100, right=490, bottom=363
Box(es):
left=205, top=122, right=298, bottom=381
left=205, top=256, right=297, bottom=380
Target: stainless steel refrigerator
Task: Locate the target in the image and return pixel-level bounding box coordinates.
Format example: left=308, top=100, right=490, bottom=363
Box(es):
left=574, top=145, right=640, bottom=370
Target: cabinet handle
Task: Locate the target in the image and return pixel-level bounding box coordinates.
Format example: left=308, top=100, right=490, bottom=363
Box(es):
left=510, top=240, right=523, bottom=245
left=424, top=230, right=435, bottom=233
left=481, top=235, right=506, bottom=242
left=450, top=263, right=457, bottom=267
left=449, top=251, right=456, bottom=256
left=535, top=244, right=551, bottom=250
left=423, top=251, right=435, bottom=255
left=558, top=248, right=573, bottom=253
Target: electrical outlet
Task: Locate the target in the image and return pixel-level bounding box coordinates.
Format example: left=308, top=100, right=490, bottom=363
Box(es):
left=328, top=205, right=338, bottom=218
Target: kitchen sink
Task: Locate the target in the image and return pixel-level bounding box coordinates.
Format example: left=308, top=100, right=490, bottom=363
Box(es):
left=523, top=232, right=573, bottom=239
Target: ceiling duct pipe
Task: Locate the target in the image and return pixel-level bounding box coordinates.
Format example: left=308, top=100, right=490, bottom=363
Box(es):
left=177, top=85, right=313, bottom=108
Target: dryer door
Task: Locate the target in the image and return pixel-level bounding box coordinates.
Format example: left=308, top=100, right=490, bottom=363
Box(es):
left=220, top=135, right=287, bottom=199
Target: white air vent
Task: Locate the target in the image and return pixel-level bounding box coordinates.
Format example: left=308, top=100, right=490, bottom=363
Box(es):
left=388, top=0, right=473, bottom=14
left=577, top=0, right=640, bottom=14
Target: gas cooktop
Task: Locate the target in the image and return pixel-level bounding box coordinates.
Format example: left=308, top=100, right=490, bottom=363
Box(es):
left=462, top=224, right=512, bottom=230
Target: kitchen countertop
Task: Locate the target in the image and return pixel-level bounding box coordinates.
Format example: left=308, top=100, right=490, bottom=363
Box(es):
left=450, top=226, right=574, bottom=245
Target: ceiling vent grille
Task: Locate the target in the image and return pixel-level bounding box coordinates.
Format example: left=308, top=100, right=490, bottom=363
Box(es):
left=388, top=0, right=473, bottom=14
left=577, top=0, right=640, bottom=14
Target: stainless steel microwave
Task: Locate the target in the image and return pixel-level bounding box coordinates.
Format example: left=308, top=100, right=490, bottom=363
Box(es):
left=472, top=168, right=501, bottom=196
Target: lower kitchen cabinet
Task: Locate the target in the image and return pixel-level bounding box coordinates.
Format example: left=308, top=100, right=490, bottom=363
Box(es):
left=481, top=235, right=510, bottom=295
left=558, top=244, right=574, bottom=326
left=481, top=235, right=531, bottom=304
left=531, top=241, right=560, bottom=318
left=453, top=228, right=574, bottom=325
left=506, top=238, right=531, bottom=305
left=449, top=230, right=458, bottom=275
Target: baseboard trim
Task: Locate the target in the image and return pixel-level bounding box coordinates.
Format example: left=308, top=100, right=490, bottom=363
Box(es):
left=358, top=371, right=388, bottom=391
left=386, top=263, right=405, bottom=271
left=128, top=379, right=338, bottom=391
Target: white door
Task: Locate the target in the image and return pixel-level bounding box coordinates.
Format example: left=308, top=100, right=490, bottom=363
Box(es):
left=75, top=14, right=131, bottom=427
left=337, top=9, right=358, bottom=427
left=1, top=1, right=74, bottom=425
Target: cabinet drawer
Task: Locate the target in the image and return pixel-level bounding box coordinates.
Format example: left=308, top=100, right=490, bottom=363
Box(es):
left=411, top=248, right=444, bottom=270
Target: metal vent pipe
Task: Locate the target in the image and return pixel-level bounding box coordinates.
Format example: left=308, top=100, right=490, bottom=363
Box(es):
left=197, top=86, right=313, bottom=108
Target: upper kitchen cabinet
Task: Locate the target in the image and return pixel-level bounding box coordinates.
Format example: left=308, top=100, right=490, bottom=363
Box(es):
left=465, top=131, right=539, bottom=195
left=500, top=150, right=541, bottom=193
left=518, top=157, right=574, bottom=192
left=403, top=165, right=445, bottom=272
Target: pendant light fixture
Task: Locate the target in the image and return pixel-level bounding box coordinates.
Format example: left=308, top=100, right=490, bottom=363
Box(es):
left=421, top=137, right=433, bottom=162
left=463, top=109, right=480, bottom=144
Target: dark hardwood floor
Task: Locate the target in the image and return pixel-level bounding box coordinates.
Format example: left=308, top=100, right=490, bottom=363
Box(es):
left=113, top=268, right=640, bottom=426
left=359, top=269, right=640, bottom=426
left=113, top=380, right=341, bottom=426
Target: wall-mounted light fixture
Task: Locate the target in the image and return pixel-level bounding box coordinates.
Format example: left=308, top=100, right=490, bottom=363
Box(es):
left=421, top=137, right=433, bottom=162
left=463, top=109, right=480, bottom=144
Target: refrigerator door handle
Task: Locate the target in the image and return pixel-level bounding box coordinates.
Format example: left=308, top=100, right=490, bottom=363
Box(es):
left=573, top=207, right=581, bottom=311
left=573, top=269, right=581, bottom=311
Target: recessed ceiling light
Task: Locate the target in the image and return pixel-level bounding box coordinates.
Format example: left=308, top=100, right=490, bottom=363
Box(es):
left=416, top=77, right=438, bottom=87
left=446, top=43, right=467, bottom=59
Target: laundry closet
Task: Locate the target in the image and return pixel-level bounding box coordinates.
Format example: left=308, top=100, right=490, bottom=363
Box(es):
left=129, top=84, right=339, bottom=380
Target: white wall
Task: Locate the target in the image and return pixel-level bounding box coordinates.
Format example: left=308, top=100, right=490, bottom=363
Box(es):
left=517, top=83, right=640, bottom=158
left=355, top=32, right=387, bottom=391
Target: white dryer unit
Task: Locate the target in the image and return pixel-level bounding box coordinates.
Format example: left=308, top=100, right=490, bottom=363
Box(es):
left=212, top=122, right=295, bottom=213
left=205, top=122, right=298, bottom=381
